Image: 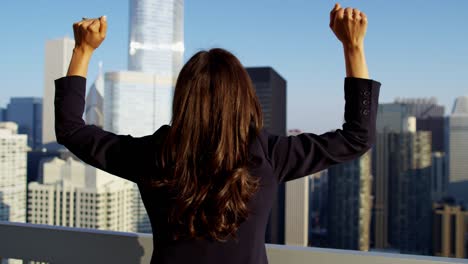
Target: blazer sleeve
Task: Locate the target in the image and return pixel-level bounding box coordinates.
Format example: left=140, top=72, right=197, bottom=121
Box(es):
left=54, top=75, right=160, bottom=183
left=268, top=77, right=381, bottom=183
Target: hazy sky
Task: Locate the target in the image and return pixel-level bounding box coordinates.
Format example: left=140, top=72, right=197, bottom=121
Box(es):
left=1, top=0, right=467, bottom=133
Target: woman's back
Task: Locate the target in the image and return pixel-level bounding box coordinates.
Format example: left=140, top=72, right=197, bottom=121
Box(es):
left=54, top=3, right=380, bottom=263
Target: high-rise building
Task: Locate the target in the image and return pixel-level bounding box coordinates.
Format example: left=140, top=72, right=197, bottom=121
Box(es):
left=246, top=67, right=286, bottom=136
left=328, top=150, right=372, bottom=251
left=394, top=97, right=444, bottom=118
left=308, top=171, right=328, bottom=247
left=0, top=122, right=27, bottom=223
left=85, top=62, right=104, bottom=128
left=5, top=97, right=42, bottom=150
left=128, top=0, right=184, bottom=76
left=247, top=67, right=287, bottom=244
left=373, top=109, right=433, bottom=255
left=284, top=129, right=309, bottom=246
left=43, top=37, right=74, bottom=144
left=28, top=157, right=136, bottom=232
left=433, top=202, right=468, bottom=258
left=448, top=96, right=468, bottom=206
left=104, top=71, right=172, bottom=137
left=431, top=152, right=448, bottom=201
left=285, top=176, right=309, bottom=247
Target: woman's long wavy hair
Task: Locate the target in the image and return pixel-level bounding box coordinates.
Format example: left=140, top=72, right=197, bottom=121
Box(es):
left=151, top=48, right=263, bottom=242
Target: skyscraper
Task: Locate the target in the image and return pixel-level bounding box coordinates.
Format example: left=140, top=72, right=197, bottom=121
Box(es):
left=5, top=97, right=42, bottom=150
left=85, top=62, right=105, bottom=128
left=43, top=37, right=74, bottom=144
left=0, top=122, right=27, bottom=223
left=104, top=71, right=172, bottom=137
left=247, top=67, right=287, bottom=244
left=448, top=96, right=468, bottom=206
left=373, top=109, right=433, bottom=255
left=128, top=0, right=184, bottom=76
left=327, top=150, right=372, bottom=251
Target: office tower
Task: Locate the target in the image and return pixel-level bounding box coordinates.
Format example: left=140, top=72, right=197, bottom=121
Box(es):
left=5, top=97, right=42, bottom=150
left=308, top=171, right=328, bottom=247
left=417, top=117, right=446, bottom=153
left=27, top=157, right=136, bottom=232
left=0, top=122, right=27, bottom=223
left=388, top=131, right=432, bottom=255
left=373, top=110, right=433, bottom=255
left=43, top=37, right=74, bottom=144
left=128, top=0, right=184, bottom=76
left=328, top=150, right=372, bottom=251
left=433, top=202, right=468, bottom=258
left=104, top=71, right=172, bottom=137
left=448, top=96, right=468, bottom=206
left=85, top=62, right=104, bottom=128
left=246, top=67, right=286, bottom=136
left=284, top=129, right=309, bottom=246
left=247, top=67, right=287, bottom=244
left=431, top=152, right=448, bottom=201
left=394, top=97, right=444, bottom=118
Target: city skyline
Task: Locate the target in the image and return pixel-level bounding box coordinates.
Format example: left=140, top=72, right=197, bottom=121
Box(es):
left=1, top=1, right=467, bottom=133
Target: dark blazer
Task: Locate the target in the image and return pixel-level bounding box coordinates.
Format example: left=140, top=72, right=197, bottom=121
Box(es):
left=55, top=76, right=381, bottom=264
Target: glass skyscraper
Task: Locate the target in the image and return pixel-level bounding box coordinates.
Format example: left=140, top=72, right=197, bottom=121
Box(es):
left=129, top=0, right=184, bottom=78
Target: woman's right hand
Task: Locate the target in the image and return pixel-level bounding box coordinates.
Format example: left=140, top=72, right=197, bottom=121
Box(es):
left=329, top=3, right=367, bottom=49
left=72, top=16, right=107, bottom=54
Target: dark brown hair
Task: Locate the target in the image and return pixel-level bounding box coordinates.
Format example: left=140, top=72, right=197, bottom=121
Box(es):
left=151, top=48, right=263, bottom=242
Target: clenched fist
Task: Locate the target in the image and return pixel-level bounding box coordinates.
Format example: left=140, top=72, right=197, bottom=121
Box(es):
left=329, top=3, right=367, bottom=48
left=72, top=16, right=107, bottom=53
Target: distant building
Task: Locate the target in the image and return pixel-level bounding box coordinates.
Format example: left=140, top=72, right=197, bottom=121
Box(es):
left=85, top=62, right=104, bottom=128
left=129, top=0, right=184, bottom=75
left=5, top=97, right=42, bottom=150
left=104, top=71, right=172, bottom=137
left=448, top=96, right=468, bottom=206
left=28, top=157, right=136, bottom=232
left=247, top=67, right=287, bottom=244
left=431, top=152, right=448, bottom=201
left=0, top=122, right=27, bottom=223
left=43, top=37, right=74, bottom=144
left=373, top=109, right=433, bottom=255
left=308, top=171, right=328, bottom=247
left=0, top=107, right=6, bottom=121
left=328, top=150, right=372, bottom=251
left=433, top=202, right=468, bottom=258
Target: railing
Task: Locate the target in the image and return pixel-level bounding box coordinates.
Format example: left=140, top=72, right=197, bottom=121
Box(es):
left=0, top=221, right=467, bottom=264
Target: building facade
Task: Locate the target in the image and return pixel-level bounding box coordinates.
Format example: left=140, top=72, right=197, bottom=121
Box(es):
left=328, top=150, right=372, bottom=251
left=5, top=97, right=42, bottom=150
left=0, top=122, right=27, bottom=223
left=448, top=96, right=468, bottom=206
left=28, top=157, right=136, bottom=232
left=128, top=0, right=184, bottom=76
left=432, top=202, right=468, bottom=258
left=43, top=37, right=74, bottom=144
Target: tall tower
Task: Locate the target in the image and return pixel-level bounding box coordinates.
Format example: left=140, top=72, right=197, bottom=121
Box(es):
left=327, top=150, right=372, bottom=251
left=448, top=96, right=468, bottom=205
left=246, top=67, right=287, bottom=244
left=43, top=37, right=75, bottom=145
left=0, top=122, right=27, bottom=223
left=5, top=97, right=42, bottom=150
left=128, top=0, right=184, bottom=77
left=85, top=62, right=105, bottom=128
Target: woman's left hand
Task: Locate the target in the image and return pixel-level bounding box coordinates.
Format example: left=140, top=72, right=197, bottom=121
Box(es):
left=72, top=16, right=107, bottom=54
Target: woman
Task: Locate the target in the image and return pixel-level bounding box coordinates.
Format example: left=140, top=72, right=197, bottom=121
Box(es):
left=55, top=3, right=381, bottom=263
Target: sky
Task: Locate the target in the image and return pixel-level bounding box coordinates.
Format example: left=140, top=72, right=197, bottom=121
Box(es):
left=1, top=0, right=467, bottom=133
